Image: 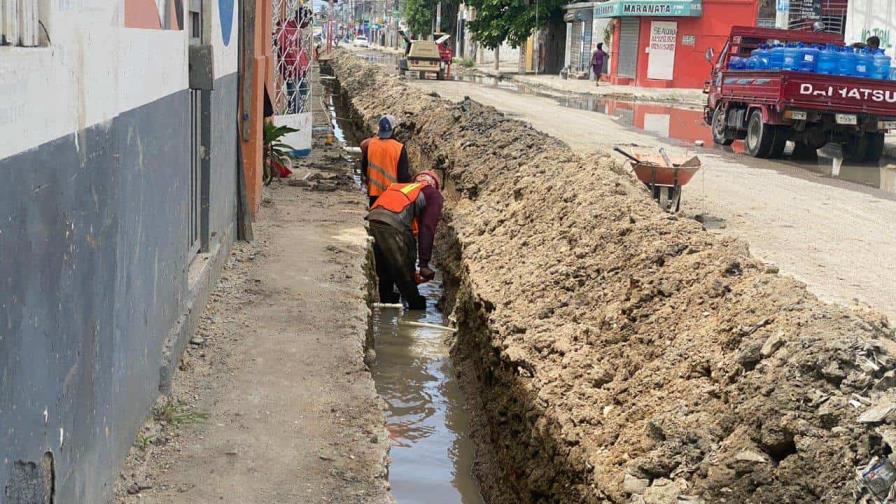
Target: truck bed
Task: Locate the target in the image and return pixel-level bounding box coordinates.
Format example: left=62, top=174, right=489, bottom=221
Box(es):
left=720, top=70, right=896, bottom=116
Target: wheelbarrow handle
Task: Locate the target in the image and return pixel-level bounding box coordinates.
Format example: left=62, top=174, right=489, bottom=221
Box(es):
left=613, top=147, right=641, bottom=163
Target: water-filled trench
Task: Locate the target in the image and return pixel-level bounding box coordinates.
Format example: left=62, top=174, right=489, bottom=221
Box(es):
left=321, top=71, right=486, bottom=504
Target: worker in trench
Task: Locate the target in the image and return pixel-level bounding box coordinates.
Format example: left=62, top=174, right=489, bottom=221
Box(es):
left=360, top=115, right=412, bottom=207
left=366, top=170, right=443, bottom=310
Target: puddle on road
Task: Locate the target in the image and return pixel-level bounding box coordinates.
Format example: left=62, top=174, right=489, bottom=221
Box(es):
left=370, top=278, right=485, bottom=504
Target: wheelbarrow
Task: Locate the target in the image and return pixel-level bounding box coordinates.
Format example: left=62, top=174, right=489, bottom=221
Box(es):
left=614, top=146, right=702, bottom=213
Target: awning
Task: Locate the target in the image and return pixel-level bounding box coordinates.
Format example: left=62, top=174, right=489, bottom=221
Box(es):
left=594, top=0, right=702, bottom=18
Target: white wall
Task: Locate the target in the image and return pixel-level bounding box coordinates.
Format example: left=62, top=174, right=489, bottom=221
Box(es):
left=477, top=42, right=520, bottom=64
left=0, top=0, right=239, bottom=161
left=846, top=0, right=896, bottom=58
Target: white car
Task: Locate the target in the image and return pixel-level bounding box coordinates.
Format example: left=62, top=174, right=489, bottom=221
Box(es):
left=353, top=35, right=369, bottom=48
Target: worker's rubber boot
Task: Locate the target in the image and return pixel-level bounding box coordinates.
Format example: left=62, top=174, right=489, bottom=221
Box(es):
left=406, top=295, right=427, bottom=311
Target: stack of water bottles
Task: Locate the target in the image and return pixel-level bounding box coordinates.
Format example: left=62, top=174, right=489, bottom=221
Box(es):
left=730, top=42, right=895, bottom=80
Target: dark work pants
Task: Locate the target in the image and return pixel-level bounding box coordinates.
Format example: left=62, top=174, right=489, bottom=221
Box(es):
left=369, top=221, right=426, bottom=309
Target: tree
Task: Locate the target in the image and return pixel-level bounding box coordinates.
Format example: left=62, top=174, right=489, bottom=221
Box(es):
left=402, top=0, right=459, bottom=38
left=466, top=0, right=565, bottom=49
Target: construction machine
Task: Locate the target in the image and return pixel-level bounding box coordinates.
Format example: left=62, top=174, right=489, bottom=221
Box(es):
left=399, top=31, right=452, bottom=80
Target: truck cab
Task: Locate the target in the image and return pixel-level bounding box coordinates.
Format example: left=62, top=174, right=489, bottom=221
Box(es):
left=705, top=26, right=895, bottom=162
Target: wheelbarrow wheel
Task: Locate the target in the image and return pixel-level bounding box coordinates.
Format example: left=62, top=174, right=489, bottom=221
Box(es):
left=656, top=186, right=682, bottom=213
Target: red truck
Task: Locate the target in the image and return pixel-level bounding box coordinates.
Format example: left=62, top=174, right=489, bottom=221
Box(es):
left=704, top=26, right=896, bottom=162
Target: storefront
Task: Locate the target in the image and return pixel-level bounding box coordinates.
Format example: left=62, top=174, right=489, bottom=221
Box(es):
left=602, top=0, right=760, bottom=88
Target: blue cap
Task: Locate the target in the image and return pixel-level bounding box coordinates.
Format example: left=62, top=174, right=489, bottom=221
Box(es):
left=377, top=115, right=396, bottom=139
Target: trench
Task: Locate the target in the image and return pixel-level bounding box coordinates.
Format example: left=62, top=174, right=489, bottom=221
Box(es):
left=321, top=68, right=488, bottom=503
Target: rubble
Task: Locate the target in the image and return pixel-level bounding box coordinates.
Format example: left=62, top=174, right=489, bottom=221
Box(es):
left=330, top=50, right=896, bottom=503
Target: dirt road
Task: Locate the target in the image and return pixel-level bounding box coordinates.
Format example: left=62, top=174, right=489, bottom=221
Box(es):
left=115, top=70, right=392, bottom=504
left=400, top=76, right=896, bottom=321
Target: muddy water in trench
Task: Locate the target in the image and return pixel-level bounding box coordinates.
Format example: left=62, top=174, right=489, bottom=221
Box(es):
left=371, top=279, right=485, bottom=504
left=320, top=73, right=485, bottom=503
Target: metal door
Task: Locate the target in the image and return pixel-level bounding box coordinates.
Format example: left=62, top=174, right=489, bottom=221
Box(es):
left=581, top=11, right=593, bottom=73
left=617, top=18, right=640, bottom=78
left=569, top=20, right=583, bottom=71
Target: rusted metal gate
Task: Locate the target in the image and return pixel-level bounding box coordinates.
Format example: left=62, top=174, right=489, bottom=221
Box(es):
left=272, top=0, right=313, bottom=116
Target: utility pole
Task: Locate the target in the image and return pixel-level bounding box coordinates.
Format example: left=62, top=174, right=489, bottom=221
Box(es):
left=436, top=1, right=441, bottom=34
left=534, top=0, right=539, bottom=75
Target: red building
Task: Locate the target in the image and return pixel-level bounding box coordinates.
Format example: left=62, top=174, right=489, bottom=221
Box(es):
left=604, top=0, right=760, bottom=89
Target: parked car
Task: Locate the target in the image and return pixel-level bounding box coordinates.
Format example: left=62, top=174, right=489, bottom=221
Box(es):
left=353, top=35, right=369, bottom=48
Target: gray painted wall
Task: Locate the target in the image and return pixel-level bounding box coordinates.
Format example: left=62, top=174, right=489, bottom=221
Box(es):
left=0, top=72, right=239, bottom=503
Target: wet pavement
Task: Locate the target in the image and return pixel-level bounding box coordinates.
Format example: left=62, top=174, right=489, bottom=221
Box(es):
left=370, top=279, right=485, bottom=504
left=356, top=48, right=896, bottom=196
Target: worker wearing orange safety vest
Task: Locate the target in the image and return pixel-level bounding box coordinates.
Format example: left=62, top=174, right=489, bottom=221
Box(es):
left=360, top=115, right=411, bottom=207
left=366, top=171, right=444, bottom=310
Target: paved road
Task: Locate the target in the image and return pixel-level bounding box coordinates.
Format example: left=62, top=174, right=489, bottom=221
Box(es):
left=389, top=65, right=896, bottom=321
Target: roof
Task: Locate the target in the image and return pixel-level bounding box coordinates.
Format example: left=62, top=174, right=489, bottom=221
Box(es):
left=562, top=1, right=602, bottom=11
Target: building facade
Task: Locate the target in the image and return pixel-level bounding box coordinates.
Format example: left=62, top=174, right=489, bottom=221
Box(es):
left=0, top=1, right=270, bottom=501
left=604, top=0, right=759, bottom=88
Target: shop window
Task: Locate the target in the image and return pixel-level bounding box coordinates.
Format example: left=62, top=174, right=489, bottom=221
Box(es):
left=1, top=0, right=48, bottom=47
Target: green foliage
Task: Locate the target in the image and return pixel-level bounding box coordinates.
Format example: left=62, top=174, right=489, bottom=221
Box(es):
left=263, top=121, right=299, bottom=186
left=154, top=400, right=209, bottom=427
left=402, top=0, right=459, bottom=37
left=466, top=0, right=564, bottom=49
left=403, top=0, right=435, bottom=38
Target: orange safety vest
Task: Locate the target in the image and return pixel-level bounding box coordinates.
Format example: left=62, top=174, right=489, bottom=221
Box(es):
left=366, top=137, right=403, bottom=197
left=370, top=182, right=424, bottom=235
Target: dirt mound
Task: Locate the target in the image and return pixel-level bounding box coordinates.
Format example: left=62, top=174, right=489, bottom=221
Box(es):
left=330, top=51, right=896, bottom=503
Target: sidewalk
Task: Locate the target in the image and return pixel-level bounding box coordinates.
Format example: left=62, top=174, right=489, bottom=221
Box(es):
left=114, top=67, right=392, bottom=503
left=471, top=62, right=706, bottom=106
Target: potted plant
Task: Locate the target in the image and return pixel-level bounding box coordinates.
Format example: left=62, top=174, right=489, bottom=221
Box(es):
left=263, top=122, right=299, bottom=185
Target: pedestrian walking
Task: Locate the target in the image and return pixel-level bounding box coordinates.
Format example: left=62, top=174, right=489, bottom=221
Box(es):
left=591, top=43, right=608, bottom=86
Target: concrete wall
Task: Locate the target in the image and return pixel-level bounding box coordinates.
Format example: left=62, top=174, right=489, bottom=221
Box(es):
left=0, top=1, right=240, bottom=502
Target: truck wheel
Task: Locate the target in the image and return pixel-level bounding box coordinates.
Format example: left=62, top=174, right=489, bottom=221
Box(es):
left=769, top=127, right=789, bottom=159
left=864, top=132, right=885, bottom=163
left=745, top=110, right=775, bottom=158
left=711, top=107, right=735, bottom=146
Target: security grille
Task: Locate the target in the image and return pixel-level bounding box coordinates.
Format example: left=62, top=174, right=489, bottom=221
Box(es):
left=617, top=18, right=640, bottom=78
left=581, top=11, right=593, bottom=73
left=787, top=0, right=848, bottom=34
left=272, top=0, right=314, bottom=115
left=570, top=20, right=583, bottom=71
left=1, top=0, right=40, bottom=47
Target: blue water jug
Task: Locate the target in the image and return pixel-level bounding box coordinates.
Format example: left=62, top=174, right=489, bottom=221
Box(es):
left=873, top=49, right=892, bottom=80
left=782, top=44, right=800, bottom=71
left=768, top=44, right=785, bottom=70
left=729, top=56, right=746, bottom=70
left=755, top=45, right=770, bottom=70
left=816, top=44, right=839, bottom=74
left=838, top=48, right=857, bottom=76
left=798, top=44, right=819, bottom=72
left=855, top=49, right=874, bottom=78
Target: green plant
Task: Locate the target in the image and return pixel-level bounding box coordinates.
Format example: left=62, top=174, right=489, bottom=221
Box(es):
left=137, top=434, right=156, bottom=451
left=461, top=58, right=476, bottom=68
left=154, top=400, right=209, bottom=427
left=264, top=121, right=299, bottom=186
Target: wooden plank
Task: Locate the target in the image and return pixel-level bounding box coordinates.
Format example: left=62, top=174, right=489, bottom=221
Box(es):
left=240, top=0, right=256, bottom=141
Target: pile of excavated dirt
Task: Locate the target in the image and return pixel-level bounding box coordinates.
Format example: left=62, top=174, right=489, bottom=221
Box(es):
left=330, top=51, right=896, bottom=503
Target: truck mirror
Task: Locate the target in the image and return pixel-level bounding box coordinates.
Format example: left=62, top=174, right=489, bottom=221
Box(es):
left=705, top=48, right=715, bottom=63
